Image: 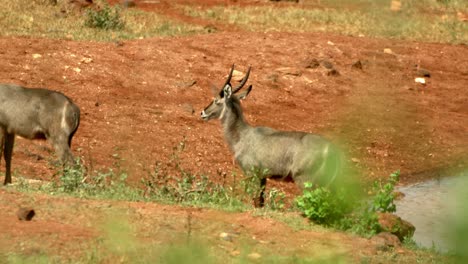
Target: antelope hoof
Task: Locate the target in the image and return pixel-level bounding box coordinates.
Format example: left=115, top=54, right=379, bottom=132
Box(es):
left=253, top=197, right=265, bottom=208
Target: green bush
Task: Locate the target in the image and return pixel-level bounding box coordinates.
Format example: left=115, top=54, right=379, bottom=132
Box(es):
left=295, top=182, right=351, bottom=225
left=85, top=4, right=125, bottom=30
left=295, top=171, right=401, bottom=237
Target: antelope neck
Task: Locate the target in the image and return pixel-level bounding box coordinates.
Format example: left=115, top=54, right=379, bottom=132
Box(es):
left=221, top=99, right=249, bottom=147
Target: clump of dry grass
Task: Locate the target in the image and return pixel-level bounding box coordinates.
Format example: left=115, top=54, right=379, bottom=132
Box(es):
left=183, top=0, right=467, bottom=44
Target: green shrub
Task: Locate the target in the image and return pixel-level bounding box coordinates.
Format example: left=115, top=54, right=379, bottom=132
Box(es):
left=295, top=182, right=352, bottom=225
left=85, top=4, right=125, bottom=30
left=267, top=187, right=286, bottom=211
left=59, top=159, right=87, bottom=193
left=371, top=170, right=399, bottom=213
left=295, top=171, right=401, bottom=236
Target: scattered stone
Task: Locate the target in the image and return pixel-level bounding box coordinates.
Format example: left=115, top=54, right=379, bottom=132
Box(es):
left=392, top=190, right=405, bottom=200
left=275, top=67, right=302, bottom=76
left=179, top=79, right=197, bottom=89
left=32, top=54, right=42, bottom=59
left=121, top=0, right=136, bottom=8
left=371, top=232, right=401, bottom=251
left=304, top=58, right=320, bottom=69
left=415, top=66, right=431, bottom=78
left=17, top=207, right=35, bottom=221
left=219, top=232, right=233, bottom=242
left=351, top=157, right=361, bottom=163
left=81, top=57, right=93, bottom=64
left=351, top=60, right=363, bottom=70
left=414, top=77, right=426, bottom=85
left=204, top=24, right=218, bottom=33
left=390, top=0, right=401, bottom=11
left=247, top=252, right=262, bottom=260
left=232, top=70, right=246, bottom=81
left=266, top=73, right=279, bottom=83
left=457, top=12, right=468, bottom=22
left=181, top=103, right=195, bottom=115
left=378, top=213, right=415, bottom=241
left=321, top=60, right=334, bottom=70
left=383, top=48, right=393, bottom=54
left=67, top=0, right=94, bottom=12
left=230, top=250, right=241, bottom=256
left=327, top=68, right=340, bottom=76
left=270, top=0, right=299, bottom=3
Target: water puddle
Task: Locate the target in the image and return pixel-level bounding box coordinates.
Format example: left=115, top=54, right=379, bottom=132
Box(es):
left=395, top=173, right=467, bottom=252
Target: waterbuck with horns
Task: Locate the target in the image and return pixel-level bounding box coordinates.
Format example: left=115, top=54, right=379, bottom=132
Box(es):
left=0, top=84, right=80, bottom=185
left=201, top=65, right=342, bottom=207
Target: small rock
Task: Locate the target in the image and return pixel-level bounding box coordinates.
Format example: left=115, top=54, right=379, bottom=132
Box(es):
left=392, top=190, right=405, bottom=200
left=230, top=250, right=241, bottom=256
left=321, top=60, right=334, bottom=69
left=351, top=60, right=363, bottom=70
left=378, top=213, right=415, bottom=241
left=415, top=66, right=431, bottom=77
left=304, top=58, right=320, bottom=69
left=32, top=54, right=42, bottom=59
left=414, top=77, right=426, bottom=85
left=247, top=252, right=262, bottom=260
left=121, top=0, right=135, bottom=8
left=219, top=232, right=234, bottom=242
left=390, top=0, right=401, bottom=11
left=351, top=157, right=361, bottom=163
left=204, top=24, right=217, bottom=33
left=114, top=40, right=124, bottom=47
left=275, top=67, right=301, bottom=76
left=232, top=70, right=245, bottom=82
left=68, top=0, right=94, bottom=11
left=266, top=73, right=279, bottom=83
left=17, top=207, right=35, bottom=221
left=176, top=79, right=197, bottom=89
left=457, top=11, right=468, bottom=22
left=81, top=57, right=93, bottom=64
left=383, top=48, right=393, bottom=54
left=181, top=104, right=195, bottom=115
left=371, top=232, right=401, bottom=251
left=327, top=69, right=340, bottom=76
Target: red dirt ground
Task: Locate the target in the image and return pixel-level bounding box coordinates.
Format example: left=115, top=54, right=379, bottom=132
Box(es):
left=0, top=0, right=466, bottom=262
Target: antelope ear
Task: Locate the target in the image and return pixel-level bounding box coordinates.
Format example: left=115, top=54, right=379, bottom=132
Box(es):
left=210, top=83, right=218, bottom=97
left=236, top=85, right=252, bottom=100
left=223, top=84, right=233, bottom=98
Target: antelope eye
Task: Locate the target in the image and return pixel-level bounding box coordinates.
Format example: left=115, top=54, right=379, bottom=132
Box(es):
left=214, top=98, right=220, bottom=105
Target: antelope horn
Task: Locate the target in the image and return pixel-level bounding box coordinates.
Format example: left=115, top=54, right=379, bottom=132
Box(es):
left=233, top=66, right=251, bottom=94
left=223, top=64, right=235, bottom=88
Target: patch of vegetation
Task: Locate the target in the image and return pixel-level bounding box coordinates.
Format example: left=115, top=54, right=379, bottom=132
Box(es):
left=296, top=171, right=401, bottom=237
left=0, top=0, right=203, bottom=41
left=84, top=4, right=125, bottom=30
left=182, top=0, right=467, bottom=44
left=14, top=141, right=284, bottom=212
left=139, top=139, right=287, bottom=211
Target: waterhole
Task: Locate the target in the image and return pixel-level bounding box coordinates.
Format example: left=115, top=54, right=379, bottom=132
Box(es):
left=395, top=173, right=467, bottom=252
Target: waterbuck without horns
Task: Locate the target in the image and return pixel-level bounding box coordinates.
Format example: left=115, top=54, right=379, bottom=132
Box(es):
left=0, top=84, right=80, bottom=185
left=200, top=65, right=343, bottom=207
